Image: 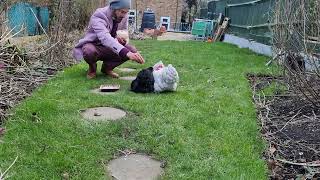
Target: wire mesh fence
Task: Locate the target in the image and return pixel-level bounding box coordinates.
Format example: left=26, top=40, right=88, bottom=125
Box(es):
left=155, top=21, right=192, bottom=32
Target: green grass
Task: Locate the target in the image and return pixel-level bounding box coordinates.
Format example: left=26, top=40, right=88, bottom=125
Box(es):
left=0, top=40, right=272, bottom=179
left=257, top=81, right=288, bottom=97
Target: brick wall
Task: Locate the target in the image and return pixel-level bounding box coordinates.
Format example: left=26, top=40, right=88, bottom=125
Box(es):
left=106, top=0, right=184, bottom=29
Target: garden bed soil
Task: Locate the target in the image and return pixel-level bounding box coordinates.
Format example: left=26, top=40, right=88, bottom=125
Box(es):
left=248, top=73, right=320, bottom=179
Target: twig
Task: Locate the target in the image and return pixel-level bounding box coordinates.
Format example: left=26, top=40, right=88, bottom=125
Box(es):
left=282, top=131, right=320, bottom=154
left=0, top=156, right=18, bottom=180
left=276, top=158, right=320, bottom=167
left=266, top=108, right=302, bottom=136
left=25, top=40, right=61, bottom=55
left=29, top=7, right=49, bottom=39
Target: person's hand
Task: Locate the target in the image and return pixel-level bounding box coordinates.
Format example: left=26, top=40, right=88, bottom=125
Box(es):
left=117, top=37, right=127, bottom=45
left=127, top=52, right=145, bottom=64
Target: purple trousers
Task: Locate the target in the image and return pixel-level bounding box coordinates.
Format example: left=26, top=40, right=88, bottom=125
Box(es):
left=82, top=43, right=137, bottom=71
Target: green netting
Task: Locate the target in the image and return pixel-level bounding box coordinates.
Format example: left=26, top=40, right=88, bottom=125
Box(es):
left=200, top=8, right=208, bottom=19
left=215, top=0, right=227, bottom=15
left=228, top=0, right=263, bottom=4
left=228, top=1, right=275, bottom=26
left=207, top=0, right=276, bottom=44
left=207, top=1, right=216, bottom=19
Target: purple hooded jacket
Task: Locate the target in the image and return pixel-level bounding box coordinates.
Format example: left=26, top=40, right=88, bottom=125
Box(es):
left=73, top=6, right=129, bottom=61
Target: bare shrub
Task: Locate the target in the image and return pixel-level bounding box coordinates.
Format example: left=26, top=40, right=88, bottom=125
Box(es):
left=272, top=0, right=320, bottom=107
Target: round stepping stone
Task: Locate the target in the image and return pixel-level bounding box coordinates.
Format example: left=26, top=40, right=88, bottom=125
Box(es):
left=107, top=154, right=163, bottom=180
left=119, top=76, right=136, bottom=81
left=118, top=68, right=136, bottom=72
left=80, top=107, right=126, bottom=121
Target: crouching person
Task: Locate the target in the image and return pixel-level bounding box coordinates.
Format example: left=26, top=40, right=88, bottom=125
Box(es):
left=73, top=0, right=145, bottom=79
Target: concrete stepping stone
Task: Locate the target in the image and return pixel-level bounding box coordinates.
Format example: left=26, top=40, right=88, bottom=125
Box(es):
left=90, top=88, right=118, bottom=95
left=80, top=107, right=126, bottom=121
left=90, top=85, right=120, bottom=95
left=107, top=154, right=163, bottom=180
left=118, top=68, right=136, bottom=73
left=119, top=76, right=136, bottom=81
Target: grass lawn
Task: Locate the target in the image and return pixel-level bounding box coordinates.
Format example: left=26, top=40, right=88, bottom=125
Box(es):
left=0, top=40, right=271, bottom=179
